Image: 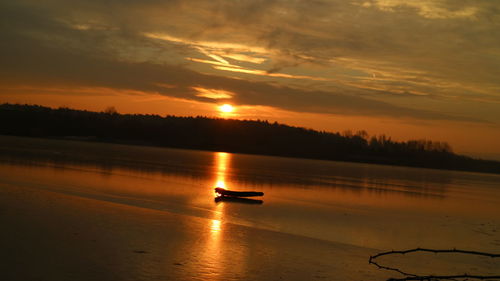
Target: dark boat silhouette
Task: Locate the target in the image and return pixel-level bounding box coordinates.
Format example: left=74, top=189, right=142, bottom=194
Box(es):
left=214, top=187, right=264, bottom=198
left=214, top=196, right=263, bottom=205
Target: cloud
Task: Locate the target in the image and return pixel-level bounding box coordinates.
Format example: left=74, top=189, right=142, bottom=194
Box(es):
left=361, top=0, right=479, bottom=19
left=1, top=0, right=499, bottom=124
left=0, top=28, right=480, bottom=123
left=193, top=87, right=234, bottom=99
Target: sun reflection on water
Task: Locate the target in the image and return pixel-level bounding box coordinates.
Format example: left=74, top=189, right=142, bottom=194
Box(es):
left=190, top=152, right=234, bottom=280
left=210, top=219, right=221, bottom=233
left=216, top=180, right=226, bottom=189
left=212, top=152, right=230, bottom=217
left=215, top=152, right=229, bottom=186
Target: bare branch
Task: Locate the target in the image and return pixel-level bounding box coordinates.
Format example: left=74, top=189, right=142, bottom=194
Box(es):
left=369, top=248, right=500, bottom=281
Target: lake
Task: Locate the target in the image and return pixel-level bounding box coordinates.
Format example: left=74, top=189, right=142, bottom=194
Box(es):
left=1, top=135, right=499, bottom=281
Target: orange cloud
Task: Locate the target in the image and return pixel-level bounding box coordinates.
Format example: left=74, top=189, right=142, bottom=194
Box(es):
left=213, top=66, right=330, bottom=81
left=193, top=87, right=234, bottom=99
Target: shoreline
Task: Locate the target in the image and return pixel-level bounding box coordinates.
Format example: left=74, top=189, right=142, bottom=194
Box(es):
left=2, top=103, right=499, bottom=175
left=2, top=134, right=500, bottom=176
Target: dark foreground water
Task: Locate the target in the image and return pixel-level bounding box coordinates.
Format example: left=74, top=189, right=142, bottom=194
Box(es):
left=1, top=135, right=499, bottom=280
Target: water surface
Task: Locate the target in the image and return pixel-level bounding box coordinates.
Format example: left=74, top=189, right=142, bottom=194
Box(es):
left=1, top=136, right=499, bottom=280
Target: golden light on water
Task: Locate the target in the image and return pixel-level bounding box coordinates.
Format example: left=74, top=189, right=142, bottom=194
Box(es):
left=210, top=219, right=222, bottom=233
left=214, top=152, right=230, bottom=190
left=193, top=151, right=232, bottom=280
left=219, top=104, right=234, bottom=113
left=216, top=180, right=226, bottom=189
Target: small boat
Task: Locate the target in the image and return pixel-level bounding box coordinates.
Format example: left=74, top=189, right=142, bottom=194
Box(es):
left=214, top=187, right=264, bottom=198
left=214, top=196, right=263, bottom=205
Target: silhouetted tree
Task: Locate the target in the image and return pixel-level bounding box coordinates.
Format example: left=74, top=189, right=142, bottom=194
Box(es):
left=104, top=106, right=118, bottom=115
left=1, top=103, right=499, bottom=174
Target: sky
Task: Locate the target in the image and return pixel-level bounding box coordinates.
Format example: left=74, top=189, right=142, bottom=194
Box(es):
left=1, top=0, right=500, bottom=159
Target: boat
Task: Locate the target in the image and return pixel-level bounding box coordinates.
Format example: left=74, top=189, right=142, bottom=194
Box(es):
left=214, top=196, right=263, bottom=205
left=214, top=187, right=264, bottom=198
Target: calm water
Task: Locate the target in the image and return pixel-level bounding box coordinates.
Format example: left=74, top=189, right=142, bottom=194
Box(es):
left=1, top=136, right=500, bottom=280
left=1, top=135, right=499, bottom=251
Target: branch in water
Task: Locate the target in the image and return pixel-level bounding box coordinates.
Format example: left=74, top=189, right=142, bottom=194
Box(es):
left=369, top=248, right=500, bottom=281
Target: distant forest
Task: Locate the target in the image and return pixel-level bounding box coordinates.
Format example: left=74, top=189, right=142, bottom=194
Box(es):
left=1, top=103, right=499, bottom=174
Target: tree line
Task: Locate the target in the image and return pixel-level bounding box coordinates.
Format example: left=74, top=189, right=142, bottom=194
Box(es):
left=1, top=103, right=499, bottom=174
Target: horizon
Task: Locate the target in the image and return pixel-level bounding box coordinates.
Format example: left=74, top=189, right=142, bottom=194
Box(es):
left=1, top=1, right=500, bottom=160
left=4, top=102, right=500, bottom=163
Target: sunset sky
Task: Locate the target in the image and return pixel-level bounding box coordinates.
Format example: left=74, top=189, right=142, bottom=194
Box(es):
left=1, top=0, right=500, bottom=159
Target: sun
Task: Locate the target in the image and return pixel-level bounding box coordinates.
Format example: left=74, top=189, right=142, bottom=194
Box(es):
left=219, top=104, right=234, bottom=113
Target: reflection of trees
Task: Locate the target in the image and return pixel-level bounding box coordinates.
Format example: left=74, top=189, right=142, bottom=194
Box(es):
left=0, top=136, right=213, bottom=180
left=1, top=103, right=499, bottom=174
left=0, top=135, right=453, bottom=198
left=226, top=154, right=455, bottom=198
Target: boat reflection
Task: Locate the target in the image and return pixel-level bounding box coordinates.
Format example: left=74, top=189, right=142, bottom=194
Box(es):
left=214, top=196, right=263, bottom=205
